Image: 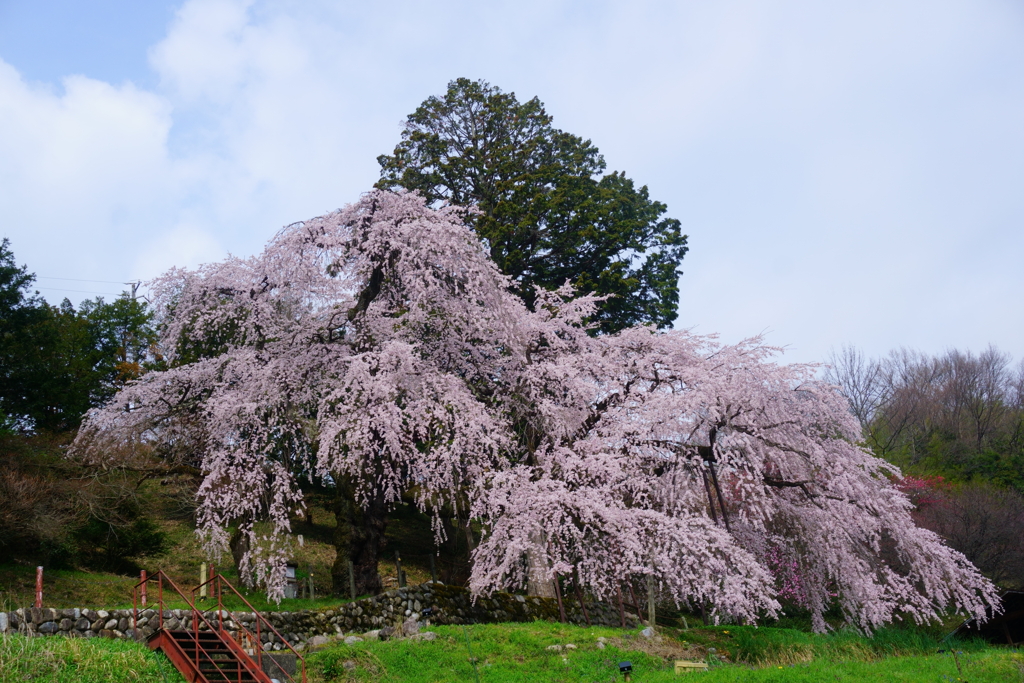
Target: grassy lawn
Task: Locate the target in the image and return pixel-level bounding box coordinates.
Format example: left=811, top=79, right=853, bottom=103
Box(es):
left=1, top=623, right=1020, bottom=682
left=306, top=622, right=1024, bottom=683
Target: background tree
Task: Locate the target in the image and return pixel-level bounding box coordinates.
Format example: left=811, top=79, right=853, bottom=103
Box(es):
left=0, top=238, right=49, bottom=429
left=0, top=239, right=168, bottom=573
left=377, top=78, right=688, bottom=333
left=0, top=240, right=158, bottom=432
left=827, top=345, right=1024, bottom=493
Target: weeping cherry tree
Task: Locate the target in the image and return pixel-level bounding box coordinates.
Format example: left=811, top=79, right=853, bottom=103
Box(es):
left=74, top=190, right=997, bottom=632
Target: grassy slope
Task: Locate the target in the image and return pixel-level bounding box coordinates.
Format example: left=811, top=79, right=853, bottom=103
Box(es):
left=0, top=501, right=447, bottom=612
left=307, top=622, right=1023, bottom=683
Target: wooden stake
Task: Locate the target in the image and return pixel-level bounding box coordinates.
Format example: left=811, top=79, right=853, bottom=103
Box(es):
left=647, top=573, right=656, bottom=628
left=348, top=560, right=356, bottom=600
left=616, top=585, right=626, bottom=628
left=553, top=574, right=567, bottom=623
left=140, top=570, right=148, bottom=608
left=573, top=574, right=590, bottom=626
left=35, top=567, right=43, bottom=609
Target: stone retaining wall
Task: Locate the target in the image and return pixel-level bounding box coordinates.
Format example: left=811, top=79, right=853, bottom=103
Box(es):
left=0, top=582, right=637, bottom=649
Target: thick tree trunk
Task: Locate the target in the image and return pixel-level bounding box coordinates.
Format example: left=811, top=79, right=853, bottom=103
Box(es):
left=526, top=529, right=556, bottom=598
left=331, top=478, right=388, bottom=597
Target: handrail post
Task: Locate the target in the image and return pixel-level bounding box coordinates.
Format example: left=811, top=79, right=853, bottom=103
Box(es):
left=133, top=580, right=138, bottom=641
left=217, top=575, right=223, bottom=632
left=158, top=575, right=164, bottom=631
left=234, top=576, right=240, bottom=683
left=193, top=585, right=199, bottom=672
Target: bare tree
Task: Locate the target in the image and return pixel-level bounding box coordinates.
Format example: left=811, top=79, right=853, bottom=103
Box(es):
left=825, top=345, right=886, bottom=430
left=828, top=345, right=1020, bottom=468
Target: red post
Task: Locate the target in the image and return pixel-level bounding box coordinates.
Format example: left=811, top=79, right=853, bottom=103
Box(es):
left=141, top=570, right=148, bottom=607
left=35, top=566, right=43, bottom=608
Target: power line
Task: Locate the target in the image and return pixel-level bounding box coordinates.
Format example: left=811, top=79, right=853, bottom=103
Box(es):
left=34, top=286, right=125, bottom=296
left=37, top=276, right=134, bottom=285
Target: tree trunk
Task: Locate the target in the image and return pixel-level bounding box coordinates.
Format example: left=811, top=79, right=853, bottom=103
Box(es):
left=331, top=477, right=388, bottom=597
left=462, top=516, right=475, bottom=552
left=229, top=527, right=250, bottom=579
left=526, top=529, right=556, bottom=598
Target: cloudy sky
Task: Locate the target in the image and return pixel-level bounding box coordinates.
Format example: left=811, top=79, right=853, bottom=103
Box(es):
left=1, top=0, right=1021, bottom=364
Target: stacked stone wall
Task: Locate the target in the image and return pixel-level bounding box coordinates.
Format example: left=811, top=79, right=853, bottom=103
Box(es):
left=0, top=582, right=637, bottom=649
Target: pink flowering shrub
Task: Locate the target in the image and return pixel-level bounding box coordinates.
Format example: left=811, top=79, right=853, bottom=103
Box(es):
left=894, top=475, right=949, bottom=508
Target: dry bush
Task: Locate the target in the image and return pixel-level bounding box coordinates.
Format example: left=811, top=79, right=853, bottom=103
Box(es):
left=915, top=483, right=1024, bottom=589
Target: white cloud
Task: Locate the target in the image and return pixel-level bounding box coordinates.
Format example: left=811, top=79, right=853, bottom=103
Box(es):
left=0, top=59, right=179, bottom=282
left=0, top=0, right=1022, bottom=363
left=132, top=222, right=224, bottom=282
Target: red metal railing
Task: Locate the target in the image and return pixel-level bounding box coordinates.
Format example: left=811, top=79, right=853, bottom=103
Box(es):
left=193, top=573, right=307, bottom=683
left=132, top=570, right=268, bottom=683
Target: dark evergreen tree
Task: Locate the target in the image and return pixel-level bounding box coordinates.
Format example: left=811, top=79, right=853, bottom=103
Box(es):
left=377, top=78, right=688, bottom=333
left=0, top=239, right=158, bottom=431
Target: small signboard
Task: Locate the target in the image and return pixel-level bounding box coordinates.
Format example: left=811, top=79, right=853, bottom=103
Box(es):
left=674, top=660, right=709, bottom=674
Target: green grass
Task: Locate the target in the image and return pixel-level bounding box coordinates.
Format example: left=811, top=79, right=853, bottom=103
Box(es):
left=0, top=634, right=186, bottom=683
left=306, top=622, right=1024, bottom=683
left=2, top=623, right=1020, bottom=682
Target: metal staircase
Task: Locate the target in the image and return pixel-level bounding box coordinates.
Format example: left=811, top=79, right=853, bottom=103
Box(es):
left=133, top=571, right=306, bottom=683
